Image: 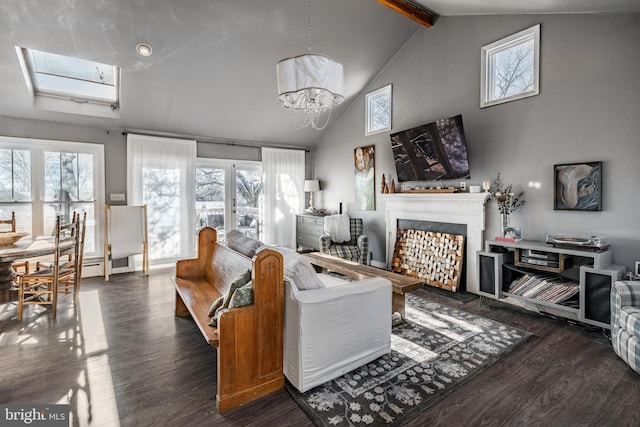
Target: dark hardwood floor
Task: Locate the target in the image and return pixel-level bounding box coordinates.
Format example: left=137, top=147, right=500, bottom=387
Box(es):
left=1, top=271, right=638, bottom=427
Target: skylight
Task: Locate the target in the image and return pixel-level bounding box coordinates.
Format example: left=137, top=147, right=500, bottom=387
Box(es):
left=17, top=47, right=120, bottom=113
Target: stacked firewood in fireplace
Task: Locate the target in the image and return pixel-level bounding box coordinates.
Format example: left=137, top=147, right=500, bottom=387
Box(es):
left=392, top=229, right=465, bottom=292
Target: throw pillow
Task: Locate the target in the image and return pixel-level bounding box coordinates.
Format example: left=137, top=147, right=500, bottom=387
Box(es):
left=228, top=281, right=253, bottom=308
left=208, top=295, right=224, bottom=317
left=208, top=312, right=221, bottom=327
left=259, top=246, right=324, bottom=291
left=209, top=269, right=252, bottom=328
left=226, top=230, right=264, bottom=258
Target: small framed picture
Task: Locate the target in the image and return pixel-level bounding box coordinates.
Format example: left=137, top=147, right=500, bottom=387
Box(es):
left=503, top=227, right=522, bottom=241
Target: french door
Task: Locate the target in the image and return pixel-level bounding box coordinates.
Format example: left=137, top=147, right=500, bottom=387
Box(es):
left=196, top=159, right=263, bottom=243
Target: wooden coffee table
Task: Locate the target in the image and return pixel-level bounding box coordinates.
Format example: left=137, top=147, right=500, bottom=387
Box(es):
left=302, top=252, right=423, bottom=323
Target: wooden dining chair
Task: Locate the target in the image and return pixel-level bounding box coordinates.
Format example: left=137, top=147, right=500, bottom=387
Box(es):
left=58, top=212, right=87, bottom=301
left=0, top=211, right=16, bottom=232
left=17, top=215, right=78, bottom=320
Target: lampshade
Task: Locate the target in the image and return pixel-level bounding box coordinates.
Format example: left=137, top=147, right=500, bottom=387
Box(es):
left=304, top=179, right=320, bottom=192
left=276, top=0, right=344, bottom=130
left=277, top=54, right=344, bottom=110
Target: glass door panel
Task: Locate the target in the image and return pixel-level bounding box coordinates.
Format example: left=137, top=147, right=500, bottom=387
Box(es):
left=142, top=167, right=181, bottom=262
left=235, top=168, right=263, bottom=241
left=196, top=167, right=226, bottom=242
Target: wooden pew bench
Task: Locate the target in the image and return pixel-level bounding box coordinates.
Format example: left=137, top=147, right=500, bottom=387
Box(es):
left=172, top=227, right=284, bottom=413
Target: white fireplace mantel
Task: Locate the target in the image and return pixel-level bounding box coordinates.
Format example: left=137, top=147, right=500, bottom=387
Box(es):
left=383, top=192, right=490, bottom=294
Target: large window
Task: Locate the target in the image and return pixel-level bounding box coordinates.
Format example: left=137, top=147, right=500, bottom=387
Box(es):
left=127, top=134, right=196, bottom=264
left=0, top=137, right=104, bottom=255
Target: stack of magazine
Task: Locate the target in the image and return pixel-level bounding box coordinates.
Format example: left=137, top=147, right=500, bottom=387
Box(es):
left=508, top=274, right=579, bottom=305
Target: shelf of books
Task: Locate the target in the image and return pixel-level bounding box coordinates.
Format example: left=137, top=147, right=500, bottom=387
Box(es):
left=502, top=266, right=580, bottom=314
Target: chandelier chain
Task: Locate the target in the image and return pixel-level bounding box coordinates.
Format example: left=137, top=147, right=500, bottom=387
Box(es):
left=307, top=0, right=312, bottom=53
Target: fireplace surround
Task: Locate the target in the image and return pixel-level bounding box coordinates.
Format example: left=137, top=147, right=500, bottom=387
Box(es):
left=384, top=193, right=490, bottom=294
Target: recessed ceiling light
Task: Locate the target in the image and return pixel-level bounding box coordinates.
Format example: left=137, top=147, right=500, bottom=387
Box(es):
left=136, top=42, right=153, bottom=57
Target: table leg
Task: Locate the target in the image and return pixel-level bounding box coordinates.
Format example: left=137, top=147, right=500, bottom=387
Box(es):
left=0, top=261, right=16, bottom=291
left=392, top=292, right=406, bottom=326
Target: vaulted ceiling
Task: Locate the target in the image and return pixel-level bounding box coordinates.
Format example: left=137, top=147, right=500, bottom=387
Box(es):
left=0, top=0, right=638, bottom=148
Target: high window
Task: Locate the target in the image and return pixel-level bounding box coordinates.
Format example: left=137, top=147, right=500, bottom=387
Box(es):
left=481, top=24, right=540, bottom=108
left=16, top=47, right=120, bottom=118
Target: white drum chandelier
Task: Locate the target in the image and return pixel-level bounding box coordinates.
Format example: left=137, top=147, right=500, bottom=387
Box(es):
left=276, top=0, right=344, bottom=130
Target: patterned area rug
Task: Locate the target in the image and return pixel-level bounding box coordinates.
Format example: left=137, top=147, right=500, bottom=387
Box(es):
left=287, top=294, right=531, bottom=426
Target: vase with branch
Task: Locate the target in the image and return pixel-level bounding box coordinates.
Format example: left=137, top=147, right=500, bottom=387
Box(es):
left=488, top=172, right=525, bottom=235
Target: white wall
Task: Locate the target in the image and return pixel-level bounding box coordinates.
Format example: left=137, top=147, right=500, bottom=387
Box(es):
left=314, top=14, right=640, bottom=270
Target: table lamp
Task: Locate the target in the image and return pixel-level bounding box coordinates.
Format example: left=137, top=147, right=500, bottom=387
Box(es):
left=304, top=180, right=320, bottom=211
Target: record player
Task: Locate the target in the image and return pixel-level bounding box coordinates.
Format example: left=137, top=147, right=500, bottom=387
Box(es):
left=546, top=234, right=610, bottom=251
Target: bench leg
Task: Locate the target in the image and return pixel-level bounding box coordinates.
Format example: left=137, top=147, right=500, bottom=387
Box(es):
left=175, top=291, right=190, bottom=317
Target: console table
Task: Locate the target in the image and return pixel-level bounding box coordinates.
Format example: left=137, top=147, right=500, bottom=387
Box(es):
left=477, top=240, right=625, bottom=328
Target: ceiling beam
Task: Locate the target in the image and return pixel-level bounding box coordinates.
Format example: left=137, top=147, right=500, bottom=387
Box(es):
left=377, top=0, right=434, bottom=27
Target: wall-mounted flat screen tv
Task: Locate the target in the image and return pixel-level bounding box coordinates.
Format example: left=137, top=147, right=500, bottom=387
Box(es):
left=390, top=114, right=470, bottom=182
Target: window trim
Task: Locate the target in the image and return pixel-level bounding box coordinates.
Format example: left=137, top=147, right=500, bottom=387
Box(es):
left=0, top=136, right=105, bottom=256
left=480, top=24, right=540, bottom=108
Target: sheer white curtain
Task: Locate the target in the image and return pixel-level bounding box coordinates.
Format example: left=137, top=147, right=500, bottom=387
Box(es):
left=261, top=147, right=305, bottom=248
left=127, top=134, right=196, bottom=262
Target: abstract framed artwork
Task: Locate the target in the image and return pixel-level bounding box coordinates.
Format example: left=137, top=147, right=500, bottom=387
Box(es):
left=354, top=145, right=375, bottom=211
left=554, top=161, right=602, bottom=211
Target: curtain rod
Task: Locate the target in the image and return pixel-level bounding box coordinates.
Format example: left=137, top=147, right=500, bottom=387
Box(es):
left=118, top=128, right=312, bottom=153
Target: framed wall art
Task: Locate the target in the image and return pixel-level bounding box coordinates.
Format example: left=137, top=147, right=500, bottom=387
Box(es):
left=554, top=161, right=602, bottom=211
left=354, top=145, right=375, bottom=210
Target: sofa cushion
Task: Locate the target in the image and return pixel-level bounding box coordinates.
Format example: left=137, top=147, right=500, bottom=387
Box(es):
left=226, top=229, right=264, bottom=258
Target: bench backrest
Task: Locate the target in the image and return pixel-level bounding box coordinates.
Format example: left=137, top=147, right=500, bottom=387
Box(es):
left=205, top=243, right=252, bottom=294
left=177, top=227, right=253, bottom=295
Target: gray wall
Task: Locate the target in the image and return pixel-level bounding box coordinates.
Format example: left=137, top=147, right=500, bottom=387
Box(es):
left=314, top=14, right=640, bottom=271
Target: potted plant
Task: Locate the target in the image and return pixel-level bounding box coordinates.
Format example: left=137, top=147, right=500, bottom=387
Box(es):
left=488, top=172, right=525, bottom=235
